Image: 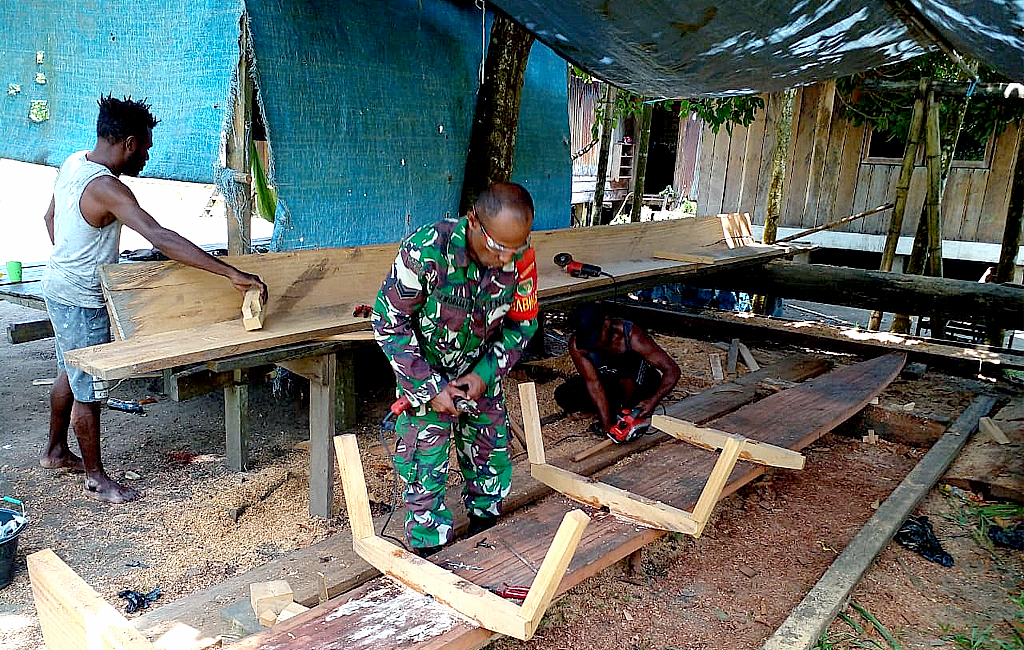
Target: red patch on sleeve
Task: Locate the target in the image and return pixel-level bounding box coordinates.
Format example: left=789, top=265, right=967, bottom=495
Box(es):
left=509, top=247, right=538, bottom=321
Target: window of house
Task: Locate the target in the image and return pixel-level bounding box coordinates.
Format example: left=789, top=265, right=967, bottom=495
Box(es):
left=863, top=109, right=994, bottom=168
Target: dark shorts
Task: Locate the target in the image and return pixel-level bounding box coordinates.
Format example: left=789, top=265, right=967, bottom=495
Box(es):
left=553, top=360, right=662, bottom=415
left=45, top=299, right=112, bottom=403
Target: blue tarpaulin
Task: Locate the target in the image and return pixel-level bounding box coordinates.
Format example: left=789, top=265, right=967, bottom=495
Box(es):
left=0, top=1, right=242, bottom=182
left=248, top=0, right=571, bottom=249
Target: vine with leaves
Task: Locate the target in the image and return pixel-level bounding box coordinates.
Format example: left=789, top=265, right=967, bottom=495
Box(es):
left=836, top=53, right=1024, bottom=159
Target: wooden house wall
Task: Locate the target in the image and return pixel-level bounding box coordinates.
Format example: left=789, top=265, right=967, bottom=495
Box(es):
left=692, top=84, right=1022, bottom=247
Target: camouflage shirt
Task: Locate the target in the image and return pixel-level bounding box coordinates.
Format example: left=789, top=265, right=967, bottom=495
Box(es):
left=373, top=216, right=538, bottom=407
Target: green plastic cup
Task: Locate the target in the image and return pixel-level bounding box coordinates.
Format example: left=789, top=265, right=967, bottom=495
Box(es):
left=5, top=261, right=22, bottom=283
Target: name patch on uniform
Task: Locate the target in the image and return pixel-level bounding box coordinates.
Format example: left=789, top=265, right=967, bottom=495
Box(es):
left=509, top=247, right=538, bottom=320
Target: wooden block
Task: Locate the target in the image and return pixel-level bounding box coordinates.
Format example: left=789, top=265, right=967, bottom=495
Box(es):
left=862, top=429, right=879, bottom=444
left=258, top=609, right=278, bottom=627
left=249, top=580, right=293, bottom=620
left=276, top=601, right=309, bottom=623
left=903, top=401, right=916, bottom=412
left=7, top=318, right=54, bottom=344
left=710, top=353, right=725, bottom=382
left=727, top=338, right=739, bottom=374
left=737, top=342, right=760, bottom=371
left=979, top=417, right=1010, bottom=444
left=241, top=288, right=264, bottom=331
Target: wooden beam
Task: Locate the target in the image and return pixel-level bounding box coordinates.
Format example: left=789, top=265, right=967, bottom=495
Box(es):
left=652, top=416, right=805, bottom=469
left=760, top=395, right=997, bottom=650
left=333, top=434, right=374, bottom=539
left=308, top=354, right=336, bottom=518
left=518, top=509, right=590, bottom=626
left=6, top=318, right=53, bottom=344
left=690, top=436, right=743, bottom=534
left=224, top=370, right=249, bottom=472
left=518, top=382, right=545, bottom=465
left=979, top=417, right=1011, bottom=444
left=27, top=548, right=157, bottom=650
left=530, top=463, right=699, bottom=535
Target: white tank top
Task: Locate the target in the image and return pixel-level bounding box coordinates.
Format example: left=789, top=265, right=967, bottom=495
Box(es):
left=43, top=151, right=121, bottom=308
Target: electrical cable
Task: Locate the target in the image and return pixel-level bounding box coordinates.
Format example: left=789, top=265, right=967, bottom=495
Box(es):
left=377, top=424, right=410, bottom=551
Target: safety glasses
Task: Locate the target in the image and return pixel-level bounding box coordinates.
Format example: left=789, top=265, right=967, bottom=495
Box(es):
left=476, top=215, right=531, bottom=255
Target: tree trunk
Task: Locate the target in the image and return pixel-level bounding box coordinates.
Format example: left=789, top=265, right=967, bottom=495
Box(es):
left=754, top=89, right=795, bottom=315
left=629, top=101, right=654, bottom=223
left=459, top=15, right=535, bottom=215
left=591, top=84, right=617, bottom=226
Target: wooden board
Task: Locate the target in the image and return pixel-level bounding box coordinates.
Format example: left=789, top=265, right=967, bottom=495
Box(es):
left=233, top=354, right=903, bottom=650
left=73, top=216, right=781, bottom=379
left=945, top=398, right=1024, bottom=502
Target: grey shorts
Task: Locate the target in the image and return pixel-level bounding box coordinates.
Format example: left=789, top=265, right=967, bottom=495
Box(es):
left=45, top=299, right=111, bottom=403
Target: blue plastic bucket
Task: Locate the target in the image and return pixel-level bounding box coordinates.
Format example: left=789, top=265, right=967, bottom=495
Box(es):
left=0, top=497, right=27, bottom=589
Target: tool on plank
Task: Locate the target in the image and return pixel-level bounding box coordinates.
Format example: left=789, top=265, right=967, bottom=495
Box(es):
left=606, top=406, right=651, bottom=444
left=382, top=391, right=479, bottom=432
left=499, top=538, right=538, bottom=574
left=488, top=584, right=530, bottom=600
left=553, top=252, right=604, bottom=279
left=444, top=561, right=483, bottom=571
left=352, top=303, right=373, bottom=318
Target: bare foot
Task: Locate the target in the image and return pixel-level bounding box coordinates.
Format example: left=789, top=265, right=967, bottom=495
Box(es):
left=83, top=475, right=141, bottom=503
left=40, top=450, right=86, bottom=471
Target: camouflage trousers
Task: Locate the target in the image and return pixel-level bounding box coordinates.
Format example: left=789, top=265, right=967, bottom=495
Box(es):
left=393, top=393, right=511, bottom=549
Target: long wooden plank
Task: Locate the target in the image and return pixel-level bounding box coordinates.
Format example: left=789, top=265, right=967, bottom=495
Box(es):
left=761, top=396, right=996, bottom=650
left=234, top=354, right=903, bottom=650
left=614, top=301, right=1024, bottom=372
left=102, top=215, right=757, bottom=340
left=133, top=355, right=832, bottom=643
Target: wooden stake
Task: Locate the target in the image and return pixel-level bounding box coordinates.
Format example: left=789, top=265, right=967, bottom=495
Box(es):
left=710, top=353, right=725, bottom=382
left=333, top=434, right=373, bottom=539
left=519, top=510, right=591, bottom=626
left=727, top=338, right=740, bottom=375
left=691, top=436, right=743, bottom=535
left=737, top=342, right=760, bottom=371
left=979, top=417, right=1010, bottom=444
left=519, top=382, right=545, bottom=465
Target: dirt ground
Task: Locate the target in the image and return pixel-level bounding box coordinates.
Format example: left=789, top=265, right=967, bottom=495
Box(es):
left=1, top=297, right=1022, bottom=650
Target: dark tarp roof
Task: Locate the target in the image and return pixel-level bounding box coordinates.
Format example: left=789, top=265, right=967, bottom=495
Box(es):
left=487, top=0, right=1024, bottom=97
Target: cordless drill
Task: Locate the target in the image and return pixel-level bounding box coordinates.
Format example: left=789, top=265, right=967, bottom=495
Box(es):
left=554, top=252, right=603, bottom=279
left=607, top=406, right=650, bottom=443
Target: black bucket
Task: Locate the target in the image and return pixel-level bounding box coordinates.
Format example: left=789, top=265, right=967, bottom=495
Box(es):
left=0, top=498, right=27, bottom=589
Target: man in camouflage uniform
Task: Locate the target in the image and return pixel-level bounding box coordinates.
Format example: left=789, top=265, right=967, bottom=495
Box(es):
left=373, top=182, right=539, bottom=555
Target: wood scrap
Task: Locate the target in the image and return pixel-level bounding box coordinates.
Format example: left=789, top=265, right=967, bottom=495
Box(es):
left=710, top=353, right=725, bottom=382
left=862, top=429, right=879, bottom=444
left=979, top=417, right=1010, bottom=444
left=841, top=404, right=947, bottom=447
left=250, top=580, right=293, bottom=621
left=276, top=602, right=308, bottom=623
left=241, top=288, right=265, bottom=331
left=738, top=342, right=760, bottom=371
left=727, top=338, right=739, bottom=374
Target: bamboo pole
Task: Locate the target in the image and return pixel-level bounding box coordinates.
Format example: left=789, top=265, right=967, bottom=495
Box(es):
left=868, top=79, right=928, bottom=331
left=924, top=90, right=944, bottom=280
left=755, top=90, right=796, bottom=315
left=775, top=203, right=893, bottom=244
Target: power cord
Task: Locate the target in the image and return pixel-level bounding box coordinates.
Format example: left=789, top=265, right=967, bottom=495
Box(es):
left=377, top=424, right=410, bottom=552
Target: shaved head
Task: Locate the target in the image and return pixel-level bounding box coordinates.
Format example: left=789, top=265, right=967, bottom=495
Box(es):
left=473, top=182, right=534, bottom=225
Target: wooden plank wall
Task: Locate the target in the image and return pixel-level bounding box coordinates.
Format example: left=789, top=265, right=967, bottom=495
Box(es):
left=692, top=84, right=1022, bottom=246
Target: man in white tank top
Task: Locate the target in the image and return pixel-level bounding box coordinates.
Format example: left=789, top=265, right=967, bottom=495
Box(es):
left=41, top=95, right=268, bottom=504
